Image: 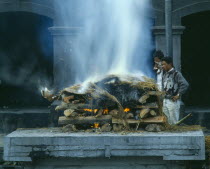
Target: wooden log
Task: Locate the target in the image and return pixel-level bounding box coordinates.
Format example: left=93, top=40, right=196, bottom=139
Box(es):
left=147, top=91, right=163, bottom=96
left=175, top=113, right=192, bottom=125
left=145, top=124, right=165, bottom=132
left=125, top=113, right=134, bottom=119
left=109, top=109, right=119, bottom=118
left=135, top=105, right=158, bottom=109
left=141, top=116, right=166, bottom=123
left=139, top=94, right=150, bottom=104
left=147, top=91, right=164, bottom=115
left=72, top=100, right=80, bottom=104
left=58, top=115, right=112, bottom=125
left=112, top=116, right=166, bottom=124
left=150, top=110, right=157, bottom=116
left=101, top=123, right=112, bottom=132
left=139, top=108, right=150, bottom=119
left=113, top=124, right=124, bottom=132
left=55, top=103, right=93, bottom=111
left=62, top=124, right=77, bottom=132
left=64, top=109, right=74, bottom=117
left=95, top=109, right=103, bottom=118
left=63, top=95, right=74, bottom=103
left=64, top=109, right=77, bottom=117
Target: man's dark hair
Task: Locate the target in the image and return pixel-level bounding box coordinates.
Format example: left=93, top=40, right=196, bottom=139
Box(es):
left=153, top=50, right=164, bottom=60
left=161, top=57, right=173, bottom=65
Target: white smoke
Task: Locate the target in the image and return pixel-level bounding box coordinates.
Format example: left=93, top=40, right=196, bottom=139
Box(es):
left=55, top=0, right=154, bottom=85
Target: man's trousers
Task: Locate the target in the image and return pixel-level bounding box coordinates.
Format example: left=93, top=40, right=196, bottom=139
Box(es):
left=163, top=99, right=181, bottom=125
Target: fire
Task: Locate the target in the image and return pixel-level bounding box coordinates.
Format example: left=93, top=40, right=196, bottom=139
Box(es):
left=84, top=109, right=98, bottom=113
left=103, top=109, right=109, bottom=114
left=93, top=123, right=99, bottom=128
left=83, top=108, right=130, bottom=113
left=124, top=108, right=130, bottom=112
left=84, top=109, right=92, bottom=112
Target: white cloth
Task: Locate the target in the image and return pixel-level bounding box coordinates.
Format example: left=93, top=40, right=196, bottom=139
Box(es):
left=156, top=71, right=163, bottom=91
left=168, top=68, right=174, bottom=73
left=163, top=99, right=180, bottom=125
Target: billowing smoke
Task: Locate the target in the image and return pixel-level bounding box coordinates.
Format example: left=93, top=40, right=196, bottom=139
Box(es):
left=55, top=0, right=154, bottom=85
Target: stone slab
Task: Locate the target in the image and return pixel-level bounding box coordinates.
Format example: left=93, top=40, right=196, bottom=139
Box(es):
left=4, top=128, right=205, bottom=162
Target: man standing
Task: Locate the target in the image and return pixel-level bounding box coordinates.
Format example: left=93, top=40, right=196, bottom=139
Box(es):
left=161, top=57, right=189, bottom=125
left=153, top=50, right=164, bottom=91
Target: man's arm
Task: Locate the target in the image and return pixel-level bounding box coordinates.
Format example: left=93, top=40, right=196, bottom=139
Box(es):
left=176, top=72, right=189, bottom=96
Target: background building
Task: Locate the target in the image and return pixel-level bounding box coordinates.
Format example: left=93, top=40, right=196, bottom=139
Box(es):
left=0, top=0, right=209, bottom=130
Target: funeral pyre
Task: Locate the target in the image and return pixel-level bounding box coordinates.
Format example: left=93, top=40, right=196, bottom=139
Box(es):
left=42, top=75, right=167, bottom=132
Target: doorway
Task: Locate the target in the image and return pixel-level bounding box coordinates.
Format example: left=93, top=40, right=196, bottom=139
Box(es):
left=182, top=11, right=210, bottom=107
left=0, top=12, right=53, bottom=108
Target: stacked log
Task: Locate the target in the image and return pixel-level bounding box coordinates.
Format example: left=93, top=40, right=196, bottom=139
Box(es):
left=42, top=75, right=166, bottom=132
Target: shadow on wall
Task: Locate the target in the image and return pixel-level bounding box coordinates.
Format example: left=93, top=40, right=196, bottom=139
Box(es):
left=0, top=12, right=53, bottom=108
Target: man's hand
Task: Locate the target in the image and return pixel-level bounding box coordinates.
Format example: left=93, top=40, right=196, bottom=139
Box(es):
left=172, top=95, right=179, bottom=102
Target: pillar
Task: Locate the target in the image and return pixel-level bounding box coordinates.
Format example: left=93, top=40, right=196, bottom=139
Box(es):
left=165, top=0, right=173, bottom=57
left=49, top=27, right=82, bottom=90
left=153, top=25, right=185, bottom=71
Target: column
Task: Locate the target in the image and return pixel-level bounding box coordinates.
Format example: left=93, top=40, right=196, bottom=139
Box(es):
left=153, top=25, right=185, bottom=71
left=49, top=27, right=82, bottom=90
left=165, top=0, right=173, bottom=57
left=172, top=26, right=185, bottom=71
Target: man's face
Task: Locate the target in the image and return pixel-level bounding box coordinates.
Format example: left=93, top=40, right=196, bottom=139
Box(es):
left=162, top=61, right=171, bottom=72
left=154, top=57, right=162, bottom=71
left=154, top=57, right=161, bottom=63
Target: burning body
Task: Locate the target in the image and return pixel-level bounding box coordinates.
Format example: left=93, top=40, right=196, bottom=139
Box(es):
left=42, top=74, right=166, bottom=132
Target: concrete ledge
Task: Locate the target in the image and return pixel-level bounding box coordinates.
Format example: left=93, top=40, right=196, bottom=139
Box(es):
left=3, top=128, right=205, bottom=162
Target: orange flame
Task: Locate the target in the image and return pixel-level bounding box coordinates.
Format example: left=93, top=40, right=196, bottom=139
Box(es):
left=84, top=109, right=98, bottom=113
left=94, top=123, right=99, bottom=128
left=124, top=108, right=130, bottom=112
left=103, top=109, right=109, bottom=114
left=84, top=109, right=92, bottom=112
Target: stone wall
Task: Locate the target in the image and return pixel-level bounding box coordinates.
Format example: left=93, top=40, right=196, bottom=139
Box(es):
left=152, top=0, right=210, bottom=71
left=0, top=0, right=208, bottom=79
left=23, top=157, right=185, bottom=169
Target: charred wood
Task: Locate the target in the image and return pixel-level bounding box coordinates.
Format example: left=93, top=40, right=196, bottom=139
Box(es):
left=58, top=115, right=112, bottom=125
left=112, top=116, right=166, bottom=124
left=145, top=124, right=165, bottom=132
left=139, top=108, right=150, bottom=119
left=101, top=123, right=112, bottom=132
left=150, top=110, right=157, bottom=116
left=64, top=109, right=78, bottom=117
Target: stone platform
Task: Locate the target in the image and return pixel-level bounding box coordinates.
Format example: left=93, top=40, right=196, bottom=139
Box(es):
left=4, top=128, right=205, bottom=162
